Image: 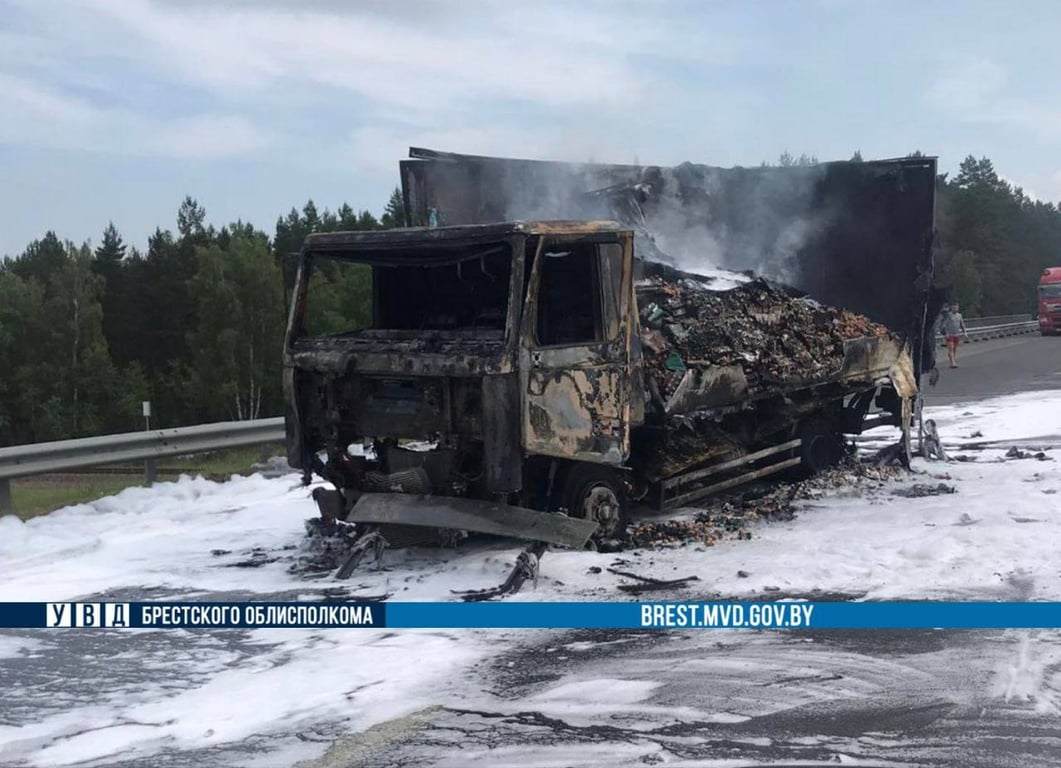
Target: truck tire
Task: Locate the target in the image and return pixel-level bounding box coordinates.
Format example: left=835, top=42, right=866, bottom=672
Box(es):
left=799, top=418, right=844, bottom=475
left=562, top=463, right=628, bottom=546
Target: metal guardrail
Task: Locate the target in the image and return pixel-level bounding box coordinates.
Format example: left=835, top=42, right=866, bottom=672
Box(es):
left=936, top=320, right=1039, bottom=345
left=0, top=418, right=285, bottom=514
left=963, top=314, right=1033, bottom=329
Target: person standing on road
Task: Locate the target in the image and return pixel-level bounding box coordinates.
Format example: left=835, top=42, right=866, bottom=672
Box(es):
left=942, top=302, right=969, bottom=368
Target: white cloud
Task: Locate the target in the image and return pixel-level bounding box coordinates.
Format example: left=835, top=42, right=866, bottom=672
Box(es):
left=1, top=0, right=753, bottom=166
left=346, top=121, right=642, bottom=180
left=927, top=57, right=1061, bottom=142
left=149, top=115, right=271, bottom=158
left=56, top=0, right=748, bottom=124
left=0, top=72, right=98, bottom=126
left=927, top=57, right=1006, bottom=112
left=998, top=175, right=1038, bottom=201
left=62, top=0, right=665, bottom=112
left=0, top=73, right=271, bottom=158
left=1050, top=171, right=1061, bottom=201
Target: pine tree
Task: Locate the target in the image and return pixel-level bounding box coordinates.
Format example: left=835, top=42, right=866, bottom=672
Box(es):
left=92, top=222, right=130, bottom=368
left=93, top=222, right=126, bottom=275
left=10, top=231, right=66, bottom=288
left=381, top=187, right=405, bottom=228
left=177, top=196, right=207, bottom=240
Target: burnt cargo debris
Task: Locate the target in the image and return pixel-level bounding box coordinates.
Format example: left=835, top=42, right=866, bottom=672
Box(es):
left=636, top=271, right=893, bottom=408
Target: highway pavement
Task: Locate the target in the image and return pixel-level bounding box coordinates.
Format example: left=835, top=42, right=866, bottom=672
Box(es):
left=924, top=334, right=1061, bottom=406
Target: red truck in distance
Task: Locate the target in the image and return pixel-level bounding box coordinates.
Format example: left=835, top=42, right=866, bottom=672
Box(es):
left=1040, top=267, right=1061, bottom=336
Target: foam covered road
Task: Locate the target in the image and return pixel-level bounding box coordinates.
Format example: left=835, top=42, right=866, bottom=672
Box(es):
left=328, top=625, right=1061, bottom=767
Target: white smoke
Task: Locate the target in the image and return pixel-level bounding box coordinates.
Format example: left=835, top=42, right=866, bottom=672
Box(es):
left=480, top=154, right=832, bottom=291
left=635, top=163, right=832, bottom=290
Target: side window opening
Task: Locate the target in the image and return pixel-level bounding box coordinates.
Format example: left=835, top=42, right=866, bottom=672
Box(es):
left=535, top=242, right=603, bottom=346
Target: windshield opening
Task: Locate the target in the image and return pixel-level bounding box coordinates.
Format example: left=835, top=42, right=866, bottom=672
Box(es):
left=302, top=243, right=513, bottom=337
left=304, top=258, right=373, bottom=337
left=1040, top=283, right=1061, bottom=299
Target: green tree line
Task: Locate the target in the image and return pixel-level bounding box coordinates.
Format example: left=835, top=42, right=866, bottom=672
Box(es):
left=934, top=155, right=1061, bottom=316
left=0, top=189, right=404, bottom=446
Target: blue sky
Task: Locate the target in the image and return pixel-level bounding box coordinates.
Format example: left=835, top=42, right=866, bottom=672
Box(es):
left=2, top=0, right=1061, bottom=257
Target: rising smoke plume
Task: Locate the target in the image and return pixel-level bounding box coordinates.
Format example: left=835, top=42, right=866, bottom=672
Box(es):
left=428, top=151, right=835, bottom=291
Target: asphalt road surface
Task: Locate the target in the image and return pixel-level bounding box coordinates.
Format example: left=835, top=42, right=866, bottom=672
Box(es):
left=311, top=332, right=1061, bottom=768
left=924, top=333, right=1061, bottom=406
left=319, top=624, right=1061, bottom=768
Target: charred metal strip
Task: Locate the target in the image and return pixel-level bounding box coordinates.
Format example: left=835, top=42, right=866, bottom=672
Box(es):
left=859, top=413, right=899, bottom=431
left=482, top=374, right=522, bottom=492
left=452, top=542, right=548, bottom=601
left=347, top=493, right=598, bottom=549
left=335, top=529, right=388, bottom=579
left=665, top=456, right=803, bottom=509
left=661, top=438, right=801, bottom=491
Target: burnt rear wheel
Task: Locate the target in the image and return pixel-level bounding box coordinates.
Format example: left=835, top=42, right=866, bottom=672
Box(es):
left=562, top=463, right=628, bottom=546
left=799, top=418, right=845, bottom=475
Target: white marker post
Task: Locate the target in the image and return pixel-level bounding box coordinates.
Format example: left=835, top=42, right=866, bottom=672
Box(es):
left=142, top=401, right=156, bottom=485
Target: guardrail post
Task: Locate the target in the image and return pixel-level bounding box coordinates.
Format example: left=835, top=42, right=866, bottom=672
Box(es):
left=144, top=459, right=157, bottom=486
left=0, top=478, right=12, bottom=515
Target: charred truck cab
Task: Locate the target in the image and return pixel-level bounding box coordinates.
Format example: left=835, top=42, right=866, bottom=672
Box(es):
left=284, top=221, right=639, bottom=552
left=284, top=219, right=918, bottom=572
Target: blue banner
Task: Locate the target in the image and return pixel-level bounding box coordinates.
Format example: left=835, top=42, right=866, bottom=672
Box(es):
left=0, top=602, right=383, bottom=629
left=5, top=601, right=1061, bottom=630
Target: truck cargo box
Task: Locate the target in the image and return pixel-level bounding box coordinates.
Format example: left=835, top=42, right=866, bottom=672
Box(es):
left=399, top=148, right=938, bottom=377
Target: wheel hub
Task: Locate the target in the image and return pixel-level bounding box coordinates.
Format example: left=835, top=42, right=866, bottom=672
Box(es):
left=582, top=485, right=620, bottom=536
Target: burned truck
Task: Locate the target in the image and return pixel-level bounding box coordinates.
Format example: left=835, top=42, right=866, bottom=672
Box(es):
left=283, top=151, right=936, bottom=592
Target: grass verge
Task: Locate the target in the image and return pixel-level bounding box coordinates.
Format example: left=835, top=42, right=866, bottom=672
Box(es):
left=8, top=443, right=286, bottom=521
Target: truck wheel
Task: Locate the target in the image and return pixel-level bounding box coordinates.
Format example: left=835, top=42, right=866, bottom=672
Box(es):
left=799, top=419, right=844, bottom=475
left=562, top=463, right=628, bottom=546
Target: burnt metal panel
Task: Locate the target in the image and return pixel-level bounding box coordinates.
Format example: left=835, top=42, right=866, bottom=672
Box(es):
left=353, top=376, right=447, bottom=437
left=303, top=220, right=625, bottom=255
left=664, top=365, right=750, bottom=415
left=482, top=373, right=522, bottom=492
left=518, top=235, right=633, bottom=464
left=598, top=242, right=624, bottom=341
left=290, top=337, right=510, bottom=377
left=523, top=366, right=628, bottom=463
left=282, top=366, right=303, bottom=468
left=348, top=493, right=598, bottom=548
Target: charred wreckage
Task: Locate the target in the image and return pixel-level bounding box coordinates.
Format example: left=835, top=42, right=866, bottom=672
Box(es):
left=283, top=149, right=939, bottom=598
